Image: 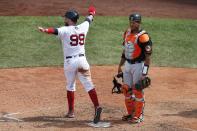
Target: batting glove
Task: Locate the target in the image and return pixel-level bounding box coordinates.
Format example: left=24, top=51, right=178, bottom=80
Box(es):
left=88, top=6, right=96, bottom=15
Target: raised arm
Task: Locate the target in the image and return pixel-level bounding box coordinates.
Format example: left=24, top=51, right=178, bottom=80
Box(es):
left=85, top=6, right=96, bottom=24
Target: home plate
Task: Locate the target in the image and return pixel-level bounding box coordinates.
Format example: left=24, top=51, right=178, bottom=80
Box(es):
left=87, top=122, right=111, bottom=128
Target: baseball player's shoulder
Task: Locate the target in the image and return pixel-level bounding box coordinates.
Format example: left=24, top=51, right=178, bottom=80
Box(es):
left=77, top=21, right=90, bottom=32
left=56, top=26, right=70, bottom=37
left=139, top=33, right=150, bottom=43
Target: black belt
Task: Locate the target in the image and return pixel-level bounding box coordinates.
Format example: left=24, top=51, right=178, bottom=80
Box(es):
left=66, top=54, right=84, bottom=59
left=126, top=59, right=142, bottom=64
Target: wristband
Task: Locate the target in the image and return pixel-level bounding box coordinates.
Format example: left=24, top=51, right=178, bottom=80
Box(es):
left=45, top=28, right=55, bottom=34
left=142, top=64, right=149, bottom=75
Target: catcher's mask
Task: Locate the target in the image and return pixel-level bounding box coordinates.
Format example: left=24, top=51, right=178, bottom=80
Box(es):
left=112, top=72, right=123, bottom=94
left=65, top=10, right=79, bottom=23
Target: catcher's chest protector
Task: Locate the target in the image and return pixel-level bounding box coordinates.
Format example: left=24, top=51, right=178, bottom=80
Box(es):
left=123, top=30, right=146, bottom=60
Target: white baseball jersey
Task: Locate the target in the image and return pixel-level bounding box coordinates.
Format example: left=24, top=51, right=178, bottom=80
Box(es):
left=57, top=21, right=90, bottom=58
left=57, top=16, right=94, bottom=92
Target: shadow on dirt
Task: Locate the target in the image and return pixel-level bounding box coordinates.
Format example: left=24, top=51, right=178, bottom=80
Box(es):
left=22, top=116, right=90, bottom=128
left=163, top=109, right=197, bottom=118
left=23, top=116, right=125, bottom=128
left=0, top=115, right=125, bottom=128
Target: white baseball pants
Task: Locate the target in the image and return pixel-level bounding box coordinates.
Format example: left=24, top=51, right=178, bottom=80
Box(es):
left=64, top=55, right=94, bottom=92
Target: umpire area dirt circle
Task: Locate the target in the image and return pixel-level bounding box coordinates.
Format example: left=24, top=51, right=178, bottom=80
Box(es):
left=0, top=66, right=197, bottom=131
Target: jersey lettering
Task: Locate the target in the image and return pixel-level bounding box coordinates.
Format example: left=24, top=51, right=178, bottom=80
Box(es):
left=70, top=34, right=85, bottom=46
left=79, top=34, right=85, bottom=45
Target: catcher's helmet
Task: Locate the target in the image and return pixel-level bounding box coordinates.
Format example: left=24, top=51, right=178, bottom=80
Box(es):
left=129, top=13, right=141, bottom=23
left=65, top=10, right=79, bottom=23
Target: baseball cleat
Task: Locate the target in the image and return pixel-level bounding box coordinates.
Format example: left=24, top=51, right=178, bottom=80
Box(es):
left=122, top=114, right=132, bottom=121
left=65, top=112, right=75, bottom=118
left=93, top=107, right=102, bottom=124
left=128, top=116, right=143, bottom=124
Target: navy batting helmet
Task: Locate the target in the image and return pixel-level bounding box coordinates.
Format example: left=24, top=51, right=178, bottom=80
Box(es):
left=129, top=13, right=141, bottom=23
left=65, top=10, right=79, bottom=23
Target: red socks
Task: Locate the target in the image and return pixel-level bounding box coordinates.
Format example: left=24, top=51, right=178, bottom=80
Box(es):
left=67, top=90, right=74, bottom=112
left=88, top=88, right=99, bottom=108
left=67, top=88, right=99, bottom=112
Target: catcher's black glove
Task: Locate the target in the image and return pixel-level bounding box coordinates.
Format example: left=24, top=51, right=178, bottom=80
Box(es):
left=135, top=76, right=151, bottom=90
left=112, top=72, right=123, bottom=94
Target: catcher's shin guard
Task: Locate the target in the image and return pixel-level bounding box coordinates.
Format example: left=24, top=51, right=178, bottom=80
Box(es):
left=125, top=93, right=135, bottom=115
left=133, top=89, right=145, bottom=120
left=134, top=101, right=144, bottom=120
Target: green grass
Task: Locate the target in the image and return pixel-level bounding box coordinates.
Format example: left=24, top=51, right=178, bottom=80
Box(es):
left=0, top=16, right=64, bottom=68
left=0, top=16, right=197, bottom=68
left=144, top=18, right=197, bottom=68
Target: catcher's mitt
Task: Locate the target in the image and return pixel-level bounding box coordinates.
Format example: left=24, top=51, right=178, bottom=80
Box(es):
left=112, top=72, right=123, bottom=94
left=135, top=76, right=151, bottom=90
left=112, top=73, right=151, bottom=94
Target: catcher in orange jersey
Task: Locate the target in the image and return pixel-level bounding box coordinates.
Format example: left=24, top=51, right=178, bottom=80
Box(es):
left=118, top=13, right=152, bottom=123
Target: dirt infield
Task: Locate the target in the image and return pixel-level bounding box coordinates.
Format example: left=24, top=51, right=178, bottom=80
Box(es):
left=0, top=0, right=197, bottom=130
left=0, top=66, right=197, bottom=131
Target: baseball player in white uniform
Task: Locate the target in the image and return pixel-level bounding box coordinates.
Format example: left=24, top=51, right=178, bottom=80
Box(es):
left=38, top=6, right=102, bottom=124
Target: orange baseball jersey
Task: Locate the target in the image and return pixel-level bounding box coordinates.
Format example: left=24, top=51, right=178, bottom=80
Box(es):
left=122, top=29, right=152, bottom=62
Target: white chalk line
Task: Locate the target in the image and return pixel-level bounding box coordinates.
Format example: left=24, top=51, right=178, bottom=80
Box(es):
left=0, top=105, right=65, bottom=122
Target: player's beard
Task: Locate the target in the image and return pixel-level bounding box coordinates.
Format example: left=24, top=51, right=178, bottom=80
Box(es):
left=131, top=28, right=138, bottom=33
left=130, top=26, right=140, bottom=33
